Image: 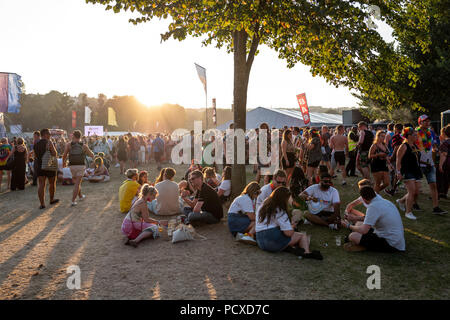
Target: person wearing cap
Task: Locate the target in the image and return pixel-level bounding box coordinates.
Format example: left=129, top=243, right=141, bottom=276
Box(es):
left=415, top=115, right=447, bottom=215
left=299, top=172, right=341, bottom=229
left=356, top=121, right=374, bottom=180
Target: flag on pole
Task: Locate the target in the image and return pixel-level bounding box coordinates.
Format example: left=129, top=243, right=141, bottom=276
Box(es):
left=212, top=98, right=217, bottom=125
left=194, top=63, right=207, bottom=94
left=85, top=106, right=91, bottom=124
left=72, top=111, right=77, bottom=128
left=296, top=93, right=311, bottom=125
left=108, top=107, right=118, bottom=126
left=0, top=113, right=5, bottom=138
left=0, top=72, right=22, bottom=114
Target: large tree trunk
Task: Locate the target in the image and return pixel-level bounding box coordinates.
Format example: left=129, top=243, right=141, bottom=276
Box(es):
left=231, top=30, right=253, bottom=197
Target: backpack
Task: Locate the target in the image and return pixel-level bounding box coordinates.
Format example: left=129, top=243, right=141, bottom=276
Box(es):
left=69, top=142, right=85, bottom=165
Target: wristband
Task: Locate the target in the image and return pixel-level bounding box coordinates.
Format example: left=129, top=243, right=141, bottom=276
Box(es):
left=347, top=222, right=351, bottom=229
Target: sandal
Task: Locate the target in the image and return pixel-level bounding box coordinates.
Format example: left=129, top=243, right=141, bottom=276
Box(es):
left=50, top=199, right=59, bottom=205
left=302, top=250, right=323, bottom=260
left=39, top=205, right=46, bottom=210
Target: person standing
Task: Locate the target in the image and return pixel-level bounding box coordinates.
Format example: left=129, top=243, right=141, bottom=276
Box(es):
left=385, top=123, right=404, bottom=196
left=415, top=115, right=447, bottom=215
left=330, top=125, right=348, bottom=185
left=395, top=127, right=423, bottom=220
left=34, top=129, right=59, bottom=209
left=63, top=130, right=95, bottom=206
left=320, top=125, right=332, bottom=174
left=10, top=137, right=28, bottom=191
left=356, top=122, right=374, bottom=180
left=31, top=131, right=41, bottom=186
left=0, top=137, right=13, bottom=192
left=117, top=136, right=129, bottom=175
left=152, top=133, right=165, bottom=170
left=281, top=129, right=296, bottom=185
left=438, top=125, right=450, bottom=199
left=346, top=126, right=358, bottom=177
left=369, top=131, right=390, bottom=193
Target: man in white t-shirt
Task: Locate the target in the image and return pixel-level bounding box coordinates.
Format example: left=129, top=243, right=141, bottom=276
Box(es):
left=153, top=168, right=182, bottom=215
left=341, top=186, right=405, bottom=252
left=299, top=173, right=341, bottom=227
left=256, top=169, right=287, bottom=212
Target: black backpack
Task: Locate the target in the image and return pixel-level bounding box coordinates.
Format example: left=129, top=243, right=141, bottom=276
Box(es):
left=69, top=142, right=85, bottom=165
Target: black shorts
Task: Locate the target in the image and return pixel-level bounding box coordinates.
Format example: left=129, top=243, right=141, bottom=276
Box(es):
left=334, top=151, right=345, bottom=166
left=154, top=151, right=162, bottom=162
left=317, top=211, right=338, bottom=222
left=0, top=165, right=9, bottom=171
left=37, top=169, right=57, bottom=178
left=308, top=160, right=320, bottom=168
left=359, top=228, right=399, bottom=253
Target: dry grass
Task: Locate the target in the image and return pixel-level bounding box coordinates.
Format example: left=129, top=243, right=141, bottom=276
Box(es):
left=0, top=164, right=449, bottom=300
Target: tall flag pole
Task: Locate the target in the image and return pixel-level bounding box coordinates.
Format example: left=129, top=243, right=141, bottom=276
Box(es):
left=72, top=111, right=77, bottom=128
left=194, top=63, right=207, bottom=129
left=85, top=106, right=91, bottom=124
left=296, top=93, right=311, bottom=125
left=108, top=107, right=118, bottom=126
left=0, top=72, right=22, bottom=114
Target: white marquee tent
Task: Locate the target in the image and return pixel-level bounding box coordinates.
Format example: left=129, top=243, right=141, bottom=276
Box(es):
left=216, top=107, right=342, bottom=130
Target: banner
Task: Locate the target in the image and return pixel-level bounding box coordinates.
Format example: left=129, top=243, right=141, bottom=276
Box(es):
left=212, top=98, right=217, bottom=125
left=85, top=106, right=91, bottom=124
left=85, top=125, right=103, bottom=137
left=194, top=63, right=207, bottom=94
left=296, top=93, right=310, bottom=125
left=0, top=113, right=5, bottom=138
left=108, top=107, right=118, bottom=126
left=10, top=124, right=22, bottom=134
left=72, top=110, right=77, bottom=128
left=0, top=72, right=22, bottom=114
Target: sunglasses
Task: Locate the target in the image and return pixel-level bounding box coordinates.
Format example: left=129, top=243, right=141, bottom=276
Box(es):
left=275, top=180, right=286, bottom=185
left=322, top=180, right=332, bottom=184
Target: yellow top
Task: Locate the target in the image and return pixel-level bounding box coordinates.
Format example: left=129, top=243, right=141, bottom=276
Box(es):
left=119, top=180, right=140, bottom=213
left=348, top=133, right=357, bottom=152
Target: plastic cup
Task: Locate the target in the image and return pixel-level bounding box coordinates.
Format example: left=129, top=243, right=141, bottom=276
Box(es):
left=335, top=235, right=342, bottom=246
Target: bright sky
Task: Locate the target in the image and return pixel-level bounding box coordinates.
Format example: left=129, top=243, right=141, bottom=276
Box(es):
left=0, top=0, right=394, bottom=110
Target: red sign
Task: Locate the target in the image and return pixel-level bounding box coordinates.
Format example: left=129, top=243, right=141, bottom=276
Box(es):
left=296, top=93, right=310, bottom=125
left=72, top=111, right=77, bottom=128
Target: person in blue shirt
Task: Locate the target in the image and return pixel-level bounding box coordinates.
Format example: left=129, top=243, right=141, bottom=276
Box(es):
left=152, top=134, right=165, bottom=170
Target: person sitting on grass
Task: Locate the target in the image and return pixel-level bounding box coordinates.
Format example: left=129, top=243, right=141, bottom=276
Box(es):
left=88, top=157, right=110, bottom=183
left=340, top=186, right=405, bottom=253
left=119, top=169, right=140, bottom=213
left=228, top=181, right=260, bottom=244
left=299, top=173, right=341, bottom=229
left=256, top=169, right=287, bottom=212
left=344, top=179, right=375, bottom=223
left=217, top=166, right=232, bottom=203
left=182, top=170, right=223, bottom=225
left=203, top=167, right=220, bottom=189
left=138, top=170, right=149, bottom=186
left=152, top=167, right=182, bottom=216
left=121, top=184, right=168, bottom=248
left=255, top=186, right=322, bottom=260
left=154, top=168, right=166, bottom=185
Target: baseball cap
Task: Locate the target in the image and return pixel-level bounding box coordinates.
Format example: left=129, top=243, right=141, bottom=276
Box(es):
left=418, top=114, right=430, bottom=124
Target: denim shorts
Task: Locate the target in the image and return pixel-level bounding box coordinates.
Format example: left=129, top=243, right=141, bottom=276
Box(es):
left=228, top=212, right=251, bottom=235
left=421, top=166, right=436, bottom=184
left=256, top=227, right=291, bottom=253
left=403, top=171, right=422, bottom=181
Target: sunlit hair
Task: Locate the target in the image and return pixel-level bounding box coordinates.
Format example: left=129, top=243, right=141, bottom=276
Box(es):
left=139, top=184, right=158, bottom=199
left=203, top=167, right=216, bottom=179
left=126, top=168, right=138, bottom=179
left=138, top=171, right=148, bottom=185
left=222, top=166, right=232, bottom=180
left=241, top=181, right=261, bottom=197
left=94, top=157, right=103, bottom=169
left=374, top=130, right=387, bottom=145
left=357, top=179, right=373, bottom=189
left=17, top=137, right=24, bottom=145
left=164, top=167, right=176, bottom=180
left=258, top=186, right=291, bottom=225
left=155, top=168, right=166, bottom=184
left=282, top=129, right=292, bottom=144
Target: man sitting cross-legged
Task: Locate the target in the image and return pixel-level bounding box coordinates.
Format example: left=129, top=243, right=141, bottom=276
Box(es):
left=182, top=170, right=223, bottom=226
left=340, top=186, right=405, bottom=253
left=299, top=173, right=341, bottom=229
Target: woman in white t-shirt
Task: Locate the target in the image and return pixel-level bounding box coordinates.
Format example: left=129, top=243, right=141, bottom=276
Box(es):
left=227, top=181, right=260, bottom=237
left=256, top=186, right=322, bottom=259
left=218, top=166, right=232, bottom=203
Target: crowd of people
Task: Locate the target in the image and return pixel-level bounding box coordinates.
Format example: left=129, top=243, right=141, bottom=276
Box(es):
left=1, top=113, right=449, bottom=260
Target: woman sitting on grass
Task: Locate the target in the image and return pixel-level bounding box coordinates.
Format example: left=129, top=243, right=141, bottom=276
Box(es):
left=154, top=168, right=166, bottom=185
left=203, top=167, right=220, bottom=189
left=256, top=186, right=322, bottom=260
left=88, top=157, right=110, bottom=183
left=121, top=184, right=168, bottom=248
left=217, top=166, right=232, bottom=203
left=228, top=181, right=260, bottom=243
left=138, top=170, right=149, bottom=186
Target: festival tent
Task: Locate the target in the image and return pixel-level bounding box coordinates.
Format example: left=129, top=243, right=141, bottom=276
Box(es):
left=216, top=107, right=342, bottom=130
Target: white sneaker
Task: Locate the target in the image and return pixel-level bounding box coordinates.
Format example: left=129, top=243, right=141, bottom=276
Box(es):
left=405, top=212, right=417, bottom=220
left=328, top=224, right=338, bottom=230
left=303, top=219, right=312, bottom=225
left=79, top=194, right=86, bottom=201
left=115, top=163, right=120, bottom=168
left=237, top=234, right=257, bottom=245
left=396, top=199, right=406, bottom=211
left=71, top=202, right=78, bottom=207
